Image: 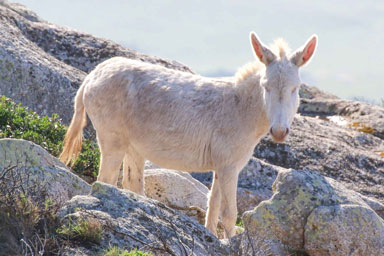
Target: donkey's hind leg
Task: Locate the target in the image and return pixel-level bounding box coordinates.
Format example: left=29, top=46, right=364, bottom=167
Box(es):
left=97, top=134, right=125, bottom=186
left=122, top=150, right=145, bottom=195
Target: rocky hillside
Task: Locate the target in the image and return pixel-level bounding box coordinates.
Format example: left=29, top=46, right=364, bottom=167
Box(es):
left=0, top=1, right=383, bottom=255
left=0, top=0, right=191, bottom=124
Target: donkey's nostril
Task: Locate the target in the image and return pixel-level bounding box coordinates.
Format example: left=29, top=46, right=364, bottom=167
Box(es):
left=286, top=128, right=290, bottom=136
left=270, top=127, right=273, bottom=135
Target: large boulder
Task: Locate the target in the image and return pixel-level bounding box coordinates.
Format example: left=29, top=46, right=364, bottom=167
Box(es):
left=0, top=138, right=90, bottom=202
left=0, top=0, right=192, bottom=124
left=304, top=204, right=384, bottom=256
left=243, top=169, right=384, bottom=256
left=254, top=114, right=384, bottom=204
left=144, top=168, right=209, bottom=225
left=57, top=182, right=229, bottom=256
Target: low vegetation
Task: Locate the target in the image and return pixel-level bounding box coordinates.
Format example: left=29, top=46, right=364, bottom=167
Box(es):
left=0, top=95, right=100, bottom=180
left=0, top=96, right=104, bottom=254
left=57, top=216, right=103, bottom=244
left=0, top=165, right=63, bottom=255
left=103, top=247, right=155, bottom=256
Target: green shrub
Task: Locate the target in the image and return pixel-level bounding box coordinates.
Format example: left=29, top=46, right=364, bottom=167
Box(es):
left=103, top=246, right=155, bottom=256
left=0, top=95, right=99, bottom=179
left=236, top=216, right=243, bottom=228
left=57, top=216, right=103, bottom=243
left=121, top=250, right=155, bottom=256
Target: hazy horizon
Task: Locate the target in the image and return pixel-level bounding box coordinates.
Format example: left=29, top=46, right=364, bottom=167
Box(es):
left=15, top=0, right=384, bottom=103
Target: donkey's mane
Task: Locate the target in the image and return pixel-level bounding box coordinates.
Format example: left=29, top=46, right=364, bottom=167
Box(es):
left=271, top=38, right=291, bottom=58
left=235, top=38, right=290, bottom=82
left=235, top=61, right=264, bottom=82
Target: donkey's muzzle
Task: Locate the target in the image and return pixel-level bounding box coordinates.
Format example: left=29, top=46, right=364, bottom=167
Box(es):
left=270, top=127, right=289, bottom=143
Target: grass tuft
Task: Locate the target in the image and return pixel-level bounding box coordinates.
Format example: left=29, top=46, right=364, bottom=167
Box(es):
left=57, top=216, right=103, bottom=244
left=103, top=246, right=155, bottom=256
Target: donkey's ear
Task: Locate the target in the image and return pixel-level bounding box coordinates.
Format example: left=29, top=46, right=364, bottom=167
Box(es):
left=250, top=32, right=276, bottom=65
left=290, top=35, right=317, bottom=67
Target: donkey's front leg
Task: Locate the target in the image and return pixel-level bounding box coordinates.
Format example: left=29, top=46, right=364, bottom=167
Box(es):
left=219, top=168, right=239, bottom=238
left=205, top=171, right=222, bottom=236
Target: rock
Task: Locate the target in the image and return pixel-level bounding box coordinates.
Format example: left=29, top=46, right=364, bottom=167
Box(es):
left=0, top=2, right=84, bottom=124
left=304, top=204, right=384, bottom=256
left=0, top=138, right=90, bottom=202
left=190, top=171, right=214, bottom=188
left=299, top=83, right=339, bottom=100
left=229, top=231, right=289, bottom=256
left=243, top=169, right=384, bottom=255
left=0, top=1, right=43, bottom=22
left=254, top=114, right=384, bottom=204
left=236, top=158, right=283, bottom=214
left=359, top=194, right=384, bottom=219
left=236, top=188, right=263, bottom=216
left=144, top=160, right=159, bottom=170
left=0, top=1, right=192, bottom=124
left=58, top=182, right=229, bottom=256
left=143, top=168, right=218, bottom=226
left=298, top=86, right=384, bottom=139
left=144, top=169, right=209, bottom=217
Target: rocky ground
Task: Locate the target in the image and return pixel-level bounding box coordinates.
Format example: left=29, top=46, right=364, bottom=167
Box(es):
left=0, top=1, right=383, bottom=255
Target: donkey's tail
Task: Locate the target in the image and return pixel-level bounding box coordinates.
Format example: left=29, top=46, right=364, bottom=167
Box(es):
left=59, top=84, right=87, bottom=166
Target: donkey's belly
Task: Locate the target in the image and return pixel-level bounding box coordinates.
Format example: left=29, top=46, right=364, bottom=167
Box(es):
left=128, top=133, right=213, bottom=172
left=147, top=155, right=211, bottom=173
left=137, top=145, right=212, bottom=172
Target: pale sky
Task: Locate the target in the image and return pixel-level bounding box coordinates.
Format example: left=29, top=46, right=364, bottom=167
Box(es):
left=16, top=0, right=384, bottom=102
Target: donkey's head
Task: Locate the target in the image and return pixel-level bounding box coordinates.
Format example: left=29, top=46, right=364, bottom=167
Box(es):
left=250, top=33, right=317, bottom=142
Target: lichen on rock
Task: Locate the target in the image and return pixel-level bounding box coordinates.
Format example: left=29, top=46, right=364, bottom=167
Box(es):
left=242, top=169, right=384, bottom=255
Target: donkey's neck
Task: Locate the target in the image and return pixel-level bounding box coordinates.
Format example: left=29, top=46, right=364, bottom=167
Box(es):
left=234, top=62, right=265, bottom=99
left=233, top=63, right=269, bottom=140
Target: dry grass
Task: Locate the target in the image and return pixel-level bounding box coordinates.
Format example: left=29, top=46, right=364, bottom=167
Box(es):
left=0, top=164, right=63, bottom=255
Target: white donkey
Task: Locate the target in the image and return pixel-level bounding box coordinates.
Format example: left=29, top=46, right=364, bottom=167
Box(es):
left=60, top=32, right=317, bottom=238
